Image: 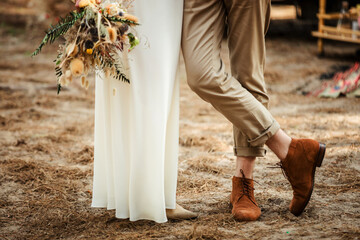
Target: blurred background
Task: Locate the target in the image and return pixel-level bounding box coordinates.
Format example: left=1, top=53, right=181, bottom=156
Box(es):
left=1, top=1, right=359, bottom=239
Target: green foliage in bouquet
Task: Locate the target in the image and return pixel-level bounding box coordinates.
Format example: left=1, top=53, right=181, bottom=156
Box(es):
left=32, top=11, right=85, bottom=57
left=93, top=50, right=130, bottom=83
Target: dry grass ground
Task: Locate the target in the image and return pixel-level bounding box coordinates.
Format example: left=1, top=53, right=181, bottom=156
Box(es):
left=1, top=17, right=360, bottom=240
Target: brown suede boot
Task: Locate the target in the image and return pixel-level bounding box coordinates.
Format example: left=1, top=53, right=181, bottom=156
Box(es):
left=230, top=171, right=261, bottom=221
left=280, top=138, right=326, bottom=216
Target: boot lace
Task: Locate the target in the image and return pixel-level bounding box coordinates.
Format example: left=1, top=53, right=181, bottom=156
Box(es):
left=237, top=169, right=258, bottom=206
left=268, top=162, right=289, bottom=181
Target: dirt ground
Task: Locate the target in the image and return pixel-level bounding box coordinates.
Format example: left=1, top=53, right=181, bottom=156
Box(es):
left=1, top=12, right=360, bottom=240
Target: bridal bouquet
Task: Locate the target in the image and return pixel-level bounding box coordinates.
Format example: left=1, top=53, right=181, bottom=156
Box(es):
left=32, top=0, right=139, bottom=94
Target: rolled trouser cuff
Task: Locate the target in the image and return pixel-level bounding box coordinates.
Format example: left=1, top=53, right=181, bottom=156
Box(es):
left=233, top=146, right=267, bottom=157
left=248, top=120, right=280, bottom=147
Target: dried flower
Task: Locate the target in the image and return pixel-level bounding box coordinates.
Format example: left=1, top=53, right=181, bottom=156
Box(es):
left=79, top=0, right=92, bottom=8
left=66, top=43, right=79, bottom=57
left=105, top=68, right=111, bottom=78
left=72, top=45, right=79, bottom=57
left=32, top=0, right=137, bottom=94
left=65, top=70, right=73, bottom=82
left=119, top=24, right=129, bottom=36
left=81, top=76, right=86, bottom=87
left=124, top=14, right=139, bottom=24
left=85, top=40, right=94, bottom=49
left=70, top=59, right=84, bottom=76
left=88, top=18, right=96, bottom=26
left=107, top=27, right=117, bottom=42
left=95, top=57, right=101, bottom=66
left=89, top=28, right=98, bottom=37
left=85, top=80, right=90, bottom=89
left=106, top=4, right=120, bottom=16
left=59, top=75, right=66, bottom=86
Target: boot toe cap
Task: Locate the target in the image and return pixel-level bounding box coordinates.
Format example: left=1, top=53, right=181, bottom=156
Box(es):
left=232, top=208, right=261, bottom=221
left=289, top=197, right=307, bottom=216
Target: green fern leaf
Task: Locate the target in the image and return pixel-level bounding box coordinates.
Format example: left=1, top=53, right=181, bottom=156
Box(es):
left=31, top=11, right=85, bottom=57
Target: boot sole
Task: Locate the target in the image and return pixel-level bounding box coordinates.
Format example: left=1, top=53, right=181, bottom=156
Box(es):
left=292, top=143, right=326, bottom=216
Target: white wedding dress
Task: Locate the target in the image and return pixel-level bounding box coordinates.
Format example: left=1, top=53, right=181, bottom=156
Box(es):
left=91, top=0, right=183, bottom=223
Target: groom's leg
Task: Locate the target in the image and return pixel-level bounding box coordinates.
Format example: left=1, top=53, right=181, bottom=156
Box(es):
left=224, top=0, right=272, bottom=158
left=183, top=0, right=326, bottom=220
left=182, top=0, right=280, bottom=150
left=182, top=0, right=274, bottom=221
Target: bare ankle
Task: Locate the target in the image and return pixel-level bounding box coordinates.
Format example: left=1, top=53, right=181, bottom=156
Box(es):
left=235, top=156, right=256, bottom=179
left=266, top=129, right=291, bottom=161
left=278, top=149, right=288, bottom=161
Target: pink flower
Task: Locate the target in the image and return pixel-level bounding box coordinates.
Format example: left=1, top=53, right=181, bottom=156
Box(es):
left=75, top=0, right=82, bottom=8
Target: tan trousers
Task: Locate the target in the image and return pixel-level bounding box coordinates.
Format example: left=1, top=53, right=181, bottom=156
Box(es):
left=182, top=0, right=280, bottom=157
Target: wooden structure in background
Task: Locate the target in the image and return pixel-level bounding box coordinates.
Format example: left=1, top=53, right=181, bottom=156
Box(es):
left=0, top=0, right=74, bottom=27
left=312, top=0, right=360, bottom=55
left=0, top=4, right=37, bottom=26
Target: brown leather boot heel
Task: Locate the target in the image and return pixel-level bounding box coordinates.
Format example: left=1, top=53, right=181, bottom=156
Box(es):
left=230, top=171, right=261, bottom=221
left=280, top=138, right=326, bottom=216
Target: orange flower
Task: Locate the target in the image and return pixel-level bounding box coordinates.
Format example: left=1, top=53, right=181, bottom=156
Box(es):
left=106, top=4, right=115, bottom=15
left=124, top=13, right=138, bottom=24
left=107, top=27, right=117, bottom=42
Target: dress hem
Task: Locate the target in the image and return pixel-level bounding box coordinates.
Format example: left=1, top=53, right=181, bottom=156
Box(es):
left=91, top=202, right=169, bottom=223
